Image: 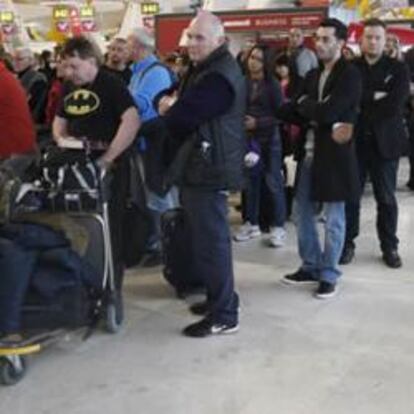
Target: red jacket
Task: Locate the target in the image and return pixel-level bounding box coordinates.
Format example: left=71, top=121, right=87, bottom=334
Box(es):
left=45, top=78, right=63, bottom=126
left=0, top=61, right=36, bottom=158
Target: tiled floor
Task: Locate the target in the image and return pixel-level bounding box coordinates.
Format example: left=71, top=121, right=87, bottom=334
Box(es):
left=1, top=162, right=413, bottom=414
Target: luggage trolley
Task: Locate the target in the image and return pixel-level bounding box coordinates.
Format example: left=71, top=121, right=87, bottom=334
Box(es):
left=0, top=148, right=124, bottom=385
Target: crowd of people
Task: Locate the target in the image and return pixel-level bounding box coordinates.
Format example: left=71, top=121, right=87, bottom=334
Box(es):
left=0, top=11, right=413, bottom=340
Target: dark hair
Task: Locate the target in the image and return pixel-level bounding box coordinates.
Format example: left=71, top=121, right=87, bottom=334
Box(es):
left=40, top=50, right=52, bottom=61
left=363, top=18, right=387, bottom=30
left=274, top=53, right=289, bottom=68
left=246, top=43, right=274, bottom=80
left=319, top=18, right=348, bottom=42
left=62, top=36, right=103, bottom=65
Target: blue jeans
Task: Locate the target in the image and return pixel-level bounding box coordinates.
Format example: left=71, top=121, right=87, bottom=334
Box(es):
left=181, top=188, right=239, bottom=325
left=245, top=136, right=286, bottom=227
left=294, top=158, right=345, bottom=284
left=344, top=141, right=399, bottom=252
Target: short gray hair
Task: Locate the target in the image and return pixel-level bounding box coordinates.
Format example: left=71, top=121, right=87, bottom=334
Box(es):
left=14, top=47, right=33, bottom=59
left=129, top=28, right=155, bottom=51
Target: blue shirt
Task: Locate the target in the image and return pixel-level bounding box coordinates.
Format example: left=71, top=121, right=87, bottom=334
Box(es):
left=129, top=54, right=173, bottom=123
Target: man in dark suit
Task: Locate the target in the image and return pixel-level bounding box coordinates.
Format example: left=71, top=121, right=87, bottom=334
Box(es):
left=280, top=18, right=362, bottom=299
left=340, top=19, right=410, bottom=268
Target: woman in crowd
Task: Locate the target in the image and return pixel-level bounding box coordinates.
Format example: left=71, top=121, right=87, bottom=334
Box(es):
left=274, top=53, right=303, bottom=218
left=234, top=44, right=287, bottom=247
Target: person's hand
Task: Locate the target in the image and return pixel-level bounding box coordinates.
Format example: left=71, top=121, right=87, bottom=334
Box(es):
left=296, top=94, right=308, bottom=104
left=158, top=93, right=177, bottom=116
left=96, top=156, right=113, bottom=172
left=332, top=123, right=353, bottom=144
left=56, top=136, right=84, bottom=149
left=244, top=151, right=260, bottom=168
left=244, top=115, right=257, bottom=131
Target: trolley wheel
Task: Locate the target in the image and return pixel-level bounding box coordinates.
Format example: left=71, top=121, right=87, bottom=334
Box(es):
left=104, top=290, right=124, bottom=334
left=0, top=356, right=27, bottom=386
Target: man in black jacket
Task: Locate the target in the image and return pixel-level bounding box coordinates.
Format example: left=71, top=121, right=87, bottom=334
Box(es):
left=144, top=11, right=245, bottom=337
left=280, top=18, right=361, bottom=299
left=13, top=47, right=49, bottom=125
left=340, top=19, right=410, bottom=268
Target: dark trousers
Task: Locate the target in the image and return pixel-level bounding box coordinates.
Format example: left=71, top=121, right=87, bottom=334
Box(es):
left=181, top=187, right=239, bottom=325
left=245, top=136, right=286, bottom=228
left=344, top=142, right=399, bottom=252
left=409, top=133, right=414, bottom=185
left=108, top=159, right=128, bottom=289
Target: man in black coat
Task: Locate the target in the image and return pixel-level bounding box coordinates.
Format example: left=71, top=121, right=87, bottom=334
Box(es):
left=142, top=11, right=245, bottom=337
left=340, top=19, right=410, bottom=268
left=280, top=18, right=362, bottom=299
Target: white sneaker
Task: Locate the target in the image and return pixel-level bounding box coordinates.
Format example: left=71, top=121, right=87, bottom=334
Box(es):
left=268, top=227, right=286, bottom=247
left=234, top=222, right=261, bottom=242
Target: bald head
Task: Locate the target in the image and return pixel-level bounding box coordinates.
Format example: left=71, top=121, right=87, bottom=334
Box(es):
left=289, top=28, right=304, bottom=49
left=187, top=11, right=226, bottom=64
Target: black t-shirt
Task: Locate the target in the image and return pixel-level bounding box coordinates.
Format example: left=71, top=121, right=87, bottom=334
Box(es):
left=57, top=68, right=135, bottom=143
left=104, top=66, right=132, bottom=86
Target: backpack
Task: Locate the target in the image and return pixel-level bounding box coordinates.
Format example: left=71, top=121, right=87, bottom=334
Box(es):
left=40, top=147, right=102, bottom=212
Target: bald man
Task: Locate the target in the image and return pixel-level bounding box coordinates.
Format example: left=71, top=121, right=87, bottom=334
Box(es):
left=141, top=11, right=245, bottom=337
left=288, top=28, right=318, bottom=79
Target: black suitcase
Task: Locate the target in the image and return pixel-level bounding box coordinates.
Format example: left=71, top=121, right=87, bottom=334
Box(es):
left=161, top=208, right=204, bottom=298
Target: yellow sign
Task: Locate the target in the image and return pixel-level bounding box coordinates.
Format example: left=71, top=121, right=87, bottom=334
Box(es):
left=80, top=6, right=95, bottom=19
left=53, top=6, right=69, bottom=20
left=0, top=11, right=14, bottom=24
left=141, top=2, right=160, bottom=15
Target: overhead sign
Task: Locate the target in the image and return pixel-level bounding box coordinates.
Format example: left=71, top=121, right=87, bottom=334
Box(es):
left=53, top=4, right=96, bottom=34
left=53, top=6, right=69, bottom=21
left=155, top=9, right=326, bottom=55
left=56, top=20, right=70, bottom=33
left=80, top=5, right=95, bottom=19
left=0, top=10, right=16, bottom=37
left=141, top=2, right=160, bottom=15
left=0, top=10, right=14, bottom=24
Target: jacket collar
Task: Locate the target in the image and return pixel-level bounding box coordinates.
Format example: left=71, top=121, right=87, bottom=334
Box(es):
left=180, top=44, right=229, bottom=93
left=130, top=54, right=158, bottom=75
left=192, top=44, right=229, bottom=73
left=316, top=57, right=348, bottom=98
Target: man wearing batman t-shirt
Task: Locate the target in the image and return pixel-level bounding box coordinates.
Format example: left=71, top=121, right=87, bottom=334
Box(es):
left=53, top=36, right=140, bottom=288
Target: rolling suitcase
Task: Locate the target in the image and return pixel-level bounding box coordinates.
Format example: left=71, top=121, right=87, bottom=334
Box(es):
left=161, top=208, right=204, bottom=298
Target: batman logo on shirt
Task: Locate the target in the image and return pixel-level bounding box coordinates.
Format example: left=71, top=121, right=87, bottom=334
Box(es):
left=64, top=89, right=100, bottom=116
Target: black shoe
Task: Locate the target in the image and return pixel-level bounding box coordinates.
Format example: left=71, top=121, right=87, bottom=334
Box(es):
left=282, top=269, right=317, bottom=285
left=182, top=317, right=239, bottom=338
left=382, top=250, right=402, bottom=269
left=315, top=281, right=337, bottom=299
left=189, top=301, right=210, bottom=316
left=339, top=245, right=355, bottom=265
left=140, top=252, right=163, bottom=268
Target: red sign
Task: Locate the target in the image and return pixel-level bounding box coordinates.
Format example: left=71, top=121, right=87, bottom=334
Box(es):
left=56, top=20, right=70, bottom=33
left=155, top=8, right=326, bottom=55
left=81, top=20, right=96, bottom=32
left=348, top=22, right=414, bottom=45
left=1, top=24, right=15, bottom=35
